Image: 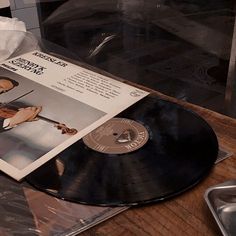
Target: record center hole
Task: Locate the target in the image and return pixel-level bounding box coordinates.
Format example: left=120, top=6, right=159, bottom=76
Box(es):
left=113, top=133, right=118, bottom=136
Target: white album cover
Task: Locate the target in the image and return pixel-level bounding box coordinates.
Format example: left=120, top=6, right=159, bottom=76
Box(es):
left=0, top=50, right=149, bottom=180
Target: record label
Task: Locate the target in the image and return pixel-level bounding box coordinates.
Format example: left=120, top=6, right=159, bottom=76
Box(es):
left=83, top=118, right=149, bottom=154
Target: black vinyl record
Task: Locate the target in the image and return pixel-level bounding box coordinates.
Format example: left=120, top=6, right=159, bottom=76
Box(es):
left=26, top=96, right=218, bottom=206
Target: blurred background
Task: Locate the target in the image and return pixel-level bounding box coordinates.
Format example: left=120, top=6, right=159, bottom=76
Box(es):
left=3, top=0, right=236, bottom=117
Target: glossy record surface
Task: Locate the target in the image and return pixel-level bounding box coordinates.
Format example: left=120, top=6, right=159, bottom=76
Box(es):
left=27, top=96, right=218, bottom=206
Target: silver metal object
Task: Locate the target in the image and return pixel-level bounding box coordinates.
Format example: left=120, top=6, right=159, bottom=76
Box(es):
left=204, top=180, right=236, bottom=236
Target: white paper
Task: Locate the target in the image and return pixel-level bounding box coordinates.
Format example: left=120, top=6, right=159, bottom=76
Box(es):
left=0, top=16, right=27, bottom=61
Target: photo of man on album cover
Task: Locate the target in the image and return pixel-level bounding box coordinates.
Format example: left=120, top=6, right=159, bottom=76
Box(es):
left=0, top=73, right=106, bottom=170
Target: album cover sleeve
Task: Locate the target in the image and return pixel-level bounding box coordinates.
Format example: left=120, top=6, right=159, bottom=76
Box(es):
left=0, top=175, right=128, bottom=236
left=0, top=50, right=149, bottom=180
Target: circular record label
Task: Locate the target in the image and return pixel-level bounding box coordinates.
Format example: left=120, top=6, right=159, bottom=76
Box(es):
left=83, top=118, right=149, bottom=154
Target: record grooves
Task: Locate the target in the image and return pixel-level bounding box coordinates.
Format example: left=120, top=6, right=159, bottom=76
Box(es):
left=26, top=96, right=218, bottom=206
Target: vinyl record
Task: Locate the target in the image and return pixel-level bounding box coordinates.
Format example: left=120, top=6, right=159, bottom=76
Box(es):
left=26, top=96, right=218, bottom=206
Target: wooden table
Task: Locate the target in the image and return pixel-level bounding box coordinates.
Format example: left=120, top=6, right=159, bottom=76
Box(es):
left=80, top=87, right=236, bottom=236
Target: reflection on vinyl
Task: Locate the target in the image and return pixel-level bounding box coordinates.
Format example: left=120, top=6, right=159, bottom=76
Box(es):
left=27, top=96, right=218, bottom=206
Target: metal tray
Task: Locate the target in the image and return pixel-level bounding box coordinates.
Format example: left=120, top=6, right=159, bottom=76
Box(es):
left=205, top=180, right=236, bottom=236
